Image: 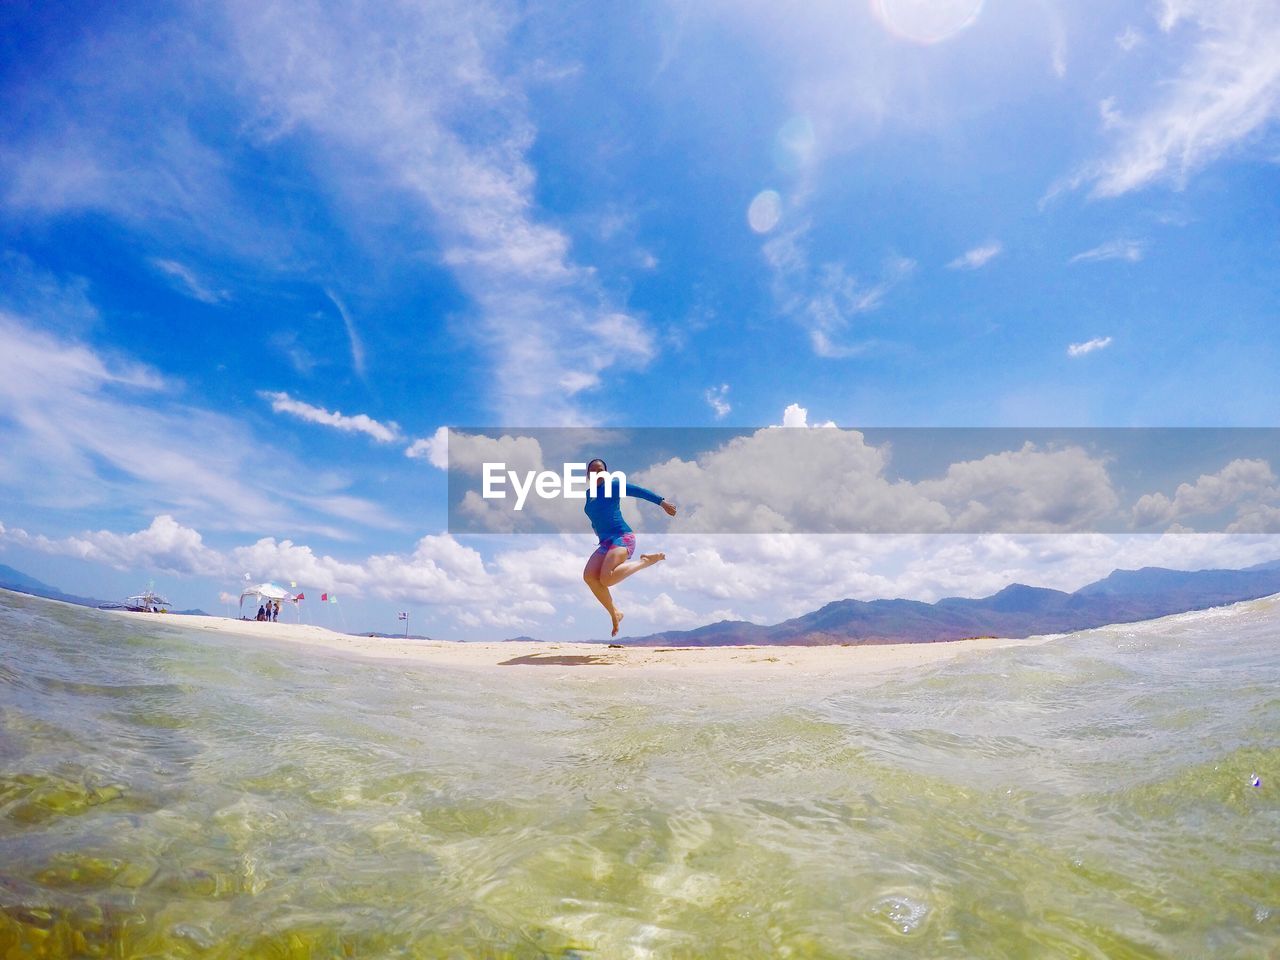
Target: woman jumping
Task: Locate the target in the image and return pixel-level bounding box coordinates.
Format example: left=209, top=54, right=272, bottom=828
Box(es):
left=581, top=458, right=676, bottom=636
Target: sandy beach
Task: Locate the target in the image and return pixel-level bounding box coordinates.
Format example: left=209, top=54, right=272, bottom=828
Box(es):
left=111, top=608, right=1061, bottom=675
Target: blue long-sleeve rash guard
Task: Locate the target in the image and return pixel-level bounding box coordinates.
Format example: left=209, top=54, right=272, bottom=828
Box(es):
left=585, top=480, right=664, bottom=542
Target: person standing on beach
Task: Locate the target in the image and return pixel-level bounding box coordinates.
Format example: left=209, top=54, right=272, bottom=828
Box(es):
left=581, top=458, right=676, bottom=637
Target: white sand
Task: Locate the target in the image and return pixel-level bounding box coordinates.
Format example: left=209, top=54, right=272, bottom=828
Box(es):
left=113, top=610, right=1060, bottom=676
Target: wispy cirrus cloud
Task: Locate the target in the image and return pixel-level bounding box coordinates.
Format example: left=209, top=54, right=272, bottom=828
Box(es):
left=152, top=259, right=230, bottom=304
left=260, top=390, right=402, bottom=443
left=1067, top=336, right=1113, bottom=357
left=0, top=1, right=653, bottom=425
left=224, top=0, right=654, bottom=422
left=765, top=224, right=915, bottom=358
left=323, top=289, right=367, bottom=380
left=947, top=242, right=1002, bottom=270
left=0, top=313, right=397, bottom=534
left=1066, top=0, right=1280, bottom=197
left=1070, top=239, right=1146, bottom=264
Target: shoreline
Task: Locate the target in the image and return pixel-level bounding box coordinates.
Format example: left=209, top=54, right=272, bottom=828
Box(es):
left=104, top=607, right=1062, bottom=675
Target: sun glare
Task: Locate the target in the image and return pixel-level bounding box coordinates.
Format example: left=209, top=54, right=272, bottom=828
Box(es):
left=870, top=0, right=985, bottom=44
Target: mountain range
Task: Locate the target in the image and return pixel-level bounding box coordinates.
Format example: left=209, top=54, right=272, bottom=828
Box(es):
left=0, top=564, right=209, bottom=617
left=621, top=559, right=1280, bottom=647
left=4, top=559, right=1279, bottom=646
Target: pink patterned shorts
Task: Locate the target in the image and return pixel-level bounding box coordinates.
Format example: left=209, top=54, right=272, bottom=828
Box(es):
left=595, top=533, right=636, bottom=559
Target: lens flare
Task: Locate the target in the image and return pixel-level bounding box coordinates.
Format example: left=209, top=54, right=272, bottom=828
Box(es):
left=870, top=0, right=984, bottom=45
left=747, top=190, right=783, bottom=233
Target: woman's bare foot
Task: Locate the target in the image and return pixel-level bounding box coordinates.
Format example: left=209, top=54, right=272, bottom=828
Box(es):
left=640, top=552, right=665, bottom=565
left=610, top=608, right=624, bottom=637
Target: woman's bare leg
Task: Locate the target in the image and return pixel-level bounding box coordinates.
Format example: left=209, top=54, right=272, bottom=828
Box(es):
left=583, top=551, right=624, bottom=635
left=599, top=549, right=666, bottom=588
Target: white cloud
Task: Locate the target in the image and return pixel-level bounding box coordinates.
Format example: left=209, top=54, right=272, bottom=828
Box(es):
left=1, top=1, right=652, bottom=424
left=947, top=242, right=1002, bottom=270
left=0, top=313, right=395, bottom=534
left=765, top=226, right=915, bottom=357
left=152, top=259, right=229, bottom=304
left=1067, top=336, right=1113, bottom=357
left=1227, top=503, right=1280, bottom=533
left=405, top=426, right=449, bottom=469
left=1069, top=239, right=1146, bottom=263
left=1132, top=458, right=1279, bottom=529
left=1075, top=0, right=1280, bottom=196
left=1099, top=97, right=1125, bottom=130
left=325, top=289, right=367, bottom=380
left=623, top=591, right=712, bottom=627
left=705, top=384, right=731, bottom=419
left=224, top=0, right=654, bottom=422
left=1, top=515, right=227, bottom=577
left=260, top=390, right=402, bottom=443
left=913, top=443, right=1120, bottom=533
left=636, top=419, right=1118, bottom=535
left=233, top=536, right=374, bottom=595
left=779, top=403, right=836, bottom=428
left=7, top=512, right=1280, bottom=639
left=446, top=431, right=588, bottom=534
left=1116, top=26, right=1143, bottom=51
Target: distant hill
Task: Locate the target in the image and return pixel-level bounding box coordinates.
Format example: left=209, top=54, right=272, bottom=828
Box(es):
left=0, top=564, right=107, bottom=608
left=621, top=562, right=1280, bottom=647
left=0, top=563, right=206, bottom=614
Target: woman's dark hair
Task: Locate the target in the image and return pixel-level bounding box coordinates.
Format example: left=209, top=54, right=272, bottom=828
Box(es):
left=587, top=458, right=607, bottom=472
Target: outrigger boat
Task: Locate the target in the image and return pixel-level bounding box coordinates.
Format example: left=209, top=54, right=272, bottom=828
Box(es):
left=98, top=587, right=170, bottom=613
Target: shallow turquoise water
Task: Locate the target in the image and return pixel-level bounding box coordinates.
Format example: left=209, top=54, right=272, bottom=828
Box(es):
left=0, top=589, right=1277, bottom=958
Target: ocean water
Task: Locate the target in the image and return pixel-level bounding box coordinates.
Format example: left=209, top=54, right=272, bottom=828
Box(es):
left=0, top=590, right=1277, bottom=959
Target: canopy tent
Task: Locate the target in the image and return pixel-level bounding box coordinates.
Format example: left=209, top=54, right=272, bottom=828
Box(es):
left=239, top=583, right=302, bottom=619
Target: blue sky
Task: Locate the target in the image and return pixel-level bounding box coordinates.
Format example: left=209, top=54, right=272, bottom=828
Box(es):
left=1, top=0, right=1278, bottom=638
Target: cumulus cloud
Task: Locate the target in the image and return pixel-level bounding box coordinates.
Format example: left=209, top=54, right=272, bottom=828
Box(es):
left=7, top=511, right=1280, bottom=639
left=1, top=515, right=227, bottom=577
left=447, top=431, right=590, bottom=534
left=947, top=242, right=1002, bottom=270
left=405, top=426, right=449, bottom=468
left=260, top=390, right=402, bottom=443
left=1067, top=336, right=1113, bottom=357
left=635, top=415, right=1121, bottom=535
left=779, top=403, right=835, bottom=428
left=1132, top=458, right=1279, bottom=529
left=913, top=443, right=1121, bottom=533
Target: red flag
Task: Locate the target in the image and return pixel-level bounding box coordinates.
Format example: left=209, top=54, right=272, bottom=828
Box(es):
left=296, top=593, right=305, bottom=601
left=321, top=593, right=328, bottom=602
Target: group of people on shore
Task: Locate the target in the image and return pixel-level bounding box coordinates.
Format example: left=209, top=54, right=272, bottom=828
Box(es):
left=256, top=601, right=281, bottom=622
